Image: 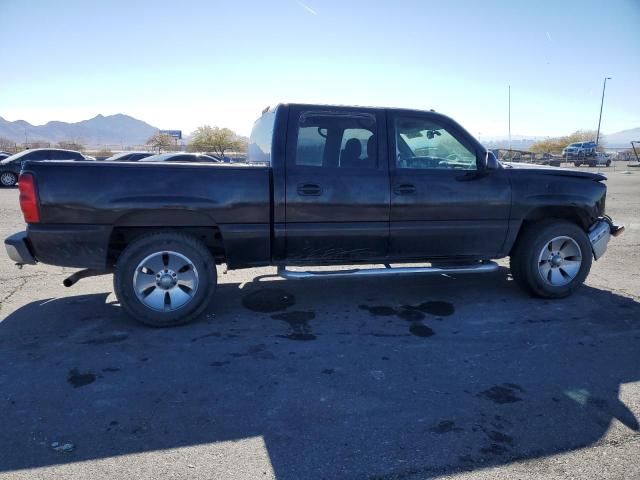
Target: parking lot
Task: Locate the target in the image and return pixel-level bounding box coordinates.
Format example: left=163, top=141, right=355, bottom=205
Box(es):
left=0, top=165, right=639, bottom=480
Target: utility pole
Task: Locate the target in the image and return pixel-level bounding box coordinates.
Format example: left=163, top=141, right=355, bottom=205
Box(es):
left=595, top=77, right=611, bottom=148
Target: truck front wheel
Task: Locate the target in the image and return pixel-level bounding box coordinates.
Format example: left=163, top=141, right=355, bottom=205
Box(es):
left=114, top=232, right=217, bottom=327
left=510, top=220, right=592, bottom=298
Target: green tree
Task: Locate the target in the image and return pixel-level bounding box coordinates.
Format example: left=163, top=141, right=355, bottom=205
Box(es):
left=188, top=126, right=246, bottom=160
left=530, top=130, right=604, bottom=154
left=146, top=133, right=175, bottom=153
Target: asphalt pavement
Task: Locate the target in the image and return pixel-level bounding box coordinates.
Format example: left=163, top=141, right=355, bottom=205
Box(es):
left=0, top=165, right=639, bottom=479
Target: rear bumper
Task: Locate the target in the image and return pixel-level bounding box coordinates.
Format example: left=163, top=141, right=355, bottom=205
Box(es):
left=4, top=224, right=112, bottom=270
left=589, top=217, right=624, bottom=260
left=4, top=231, right=37, bottom=265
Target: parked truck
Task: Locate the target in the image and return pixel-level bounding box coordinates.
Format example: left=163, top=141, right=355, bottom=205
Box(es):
left=5, top=104, right=624, bottom=326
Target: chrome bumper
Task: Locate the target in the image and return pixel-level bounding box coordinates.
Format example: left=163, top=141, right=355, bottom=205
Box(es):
left=4, top=231, right=37, bottom=265
left=589, top=218, right=624, bottom=260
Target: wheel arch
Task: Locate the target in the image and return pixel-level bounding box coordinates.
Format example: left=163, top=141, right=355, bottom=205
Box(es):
left=508, top=206, right=591, bottom=256
left=108, top=214, right=226, bottom=267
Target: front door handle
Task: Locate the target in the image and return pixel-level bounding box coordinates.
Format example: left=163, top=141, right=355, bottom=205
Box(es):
left=393, top=184, right=416, bottom=195
left=297, top=183, right=322, bottom=196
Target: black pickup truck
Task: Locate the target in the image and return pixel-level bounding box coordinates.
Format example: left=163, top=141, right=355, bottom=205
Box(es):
left=5, top=104, right=624, bottom=326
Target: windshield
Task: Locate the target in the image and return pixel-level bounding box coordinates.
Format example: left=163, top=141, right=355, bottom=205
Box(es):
left=107, top=152, right=139, bottom=161
left=0, top=149, right=35, bottom=163
left=143, top=153, right=184, bottom=161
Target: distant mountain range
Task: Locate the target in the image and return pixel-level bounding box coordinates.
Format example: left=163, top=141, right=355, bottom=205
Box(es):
left=603, top=127, right=640, bottom=147
left=0, top=114, right=158, bottom=146
left=483, top=128, right=640, bottom=150
left=1, top=113, right=638, bottom=149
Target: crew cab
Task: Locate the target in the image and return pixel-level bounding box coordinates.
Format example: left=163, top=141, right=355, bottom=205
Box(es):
left=563, top=141, right=597, bottom=162
left=4, top=104, right=624, bottom=326
left=575, top=151, right=612, bottom=168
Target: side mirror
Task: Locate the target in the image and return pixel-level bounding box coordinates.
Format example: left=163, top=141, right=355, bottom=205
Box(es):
left=485, top=151, right=499, bottom=170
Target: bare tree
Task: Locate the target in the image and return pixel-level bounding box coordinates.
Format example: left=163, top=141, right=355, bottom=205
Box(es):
left=146, top=133, right=175, bottom=153
left=0, top=136, right=18, bottom=153
left=57, top=141, right=85, bottom=152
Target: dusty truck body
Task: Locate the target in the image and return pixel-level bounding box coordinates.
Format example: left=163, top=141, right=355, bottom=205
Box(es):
left=5, top=104, right=623, bottom=326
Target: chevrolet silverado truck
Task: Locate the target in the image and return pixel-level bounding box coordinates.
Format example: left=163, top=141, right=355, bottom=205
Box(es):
left=4, top=104, right=624, bottom=326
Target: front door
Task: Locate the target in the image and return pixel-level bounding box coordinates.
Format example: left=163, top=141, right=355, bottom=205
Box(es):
left=285, top=106, right=389, bottom=263
left=388, top=111, right=511, bottom=259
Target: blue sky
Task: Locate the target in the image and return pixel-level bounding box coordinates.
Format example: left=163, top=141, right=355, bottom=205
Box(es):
left=0, top=0, right=638, bottom=137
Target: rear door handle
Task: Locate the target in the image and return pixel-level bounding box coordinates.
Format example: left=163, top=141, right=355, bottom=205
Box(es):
left=297, top=183, right=322, bottom=196
left=393, top=184, right=416, bottom=195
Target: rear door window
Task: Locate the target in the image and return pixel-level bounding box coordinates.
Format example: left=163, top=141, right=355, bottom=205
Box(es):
left=294, top=112, right=377, bottom=169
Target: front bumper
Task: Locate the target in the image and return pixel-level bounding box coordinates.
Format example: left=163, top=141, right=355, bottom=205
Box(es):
left=4, top=231, right=37, bottom=265
left=589, top=217, right=624, bottom=260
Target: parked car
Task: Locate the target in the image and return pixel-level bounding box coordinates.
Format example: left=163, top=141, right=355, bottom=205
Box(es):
left=577, top=152, right=612, bottom=168
left=105, top=151, right=154, bottom=162
left=535, top=153, right=562, bottom=167
left=563, top=141, right=597, bottom=163
left=4, top=103, right=623, bottom=327
left=139, top=152, right=222, bottom=163
left=0, top=148, right=87, bottom=187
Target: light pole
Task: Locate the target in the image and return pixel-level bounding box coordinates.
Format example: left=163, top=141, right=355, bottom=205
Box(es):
left=595, top=77, right=611, bottom=148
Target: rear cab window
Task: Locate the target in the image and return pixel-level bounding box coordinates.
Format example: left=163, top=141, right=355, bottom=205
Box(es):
left=248, top=109, right=276, bottom=165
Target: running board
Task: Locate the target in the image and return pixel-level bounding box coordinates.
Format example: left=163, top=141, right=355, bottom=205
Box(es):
left=277, top=262, right=499, bottom=280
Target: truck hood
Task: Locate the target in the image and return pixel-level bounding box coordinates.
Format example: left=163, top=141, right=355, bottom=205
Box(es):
left=502, top=162, right=606, bottom=181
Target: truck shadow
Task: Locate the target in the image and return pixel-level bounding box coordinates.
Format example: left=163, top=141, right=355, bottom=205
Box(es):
left=0, top=268, right=639, bottom=478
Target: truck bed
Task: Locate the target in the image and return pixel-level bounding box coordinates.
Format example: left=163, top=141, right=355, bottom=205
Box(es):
left=23, top=161, right=272, bottom=269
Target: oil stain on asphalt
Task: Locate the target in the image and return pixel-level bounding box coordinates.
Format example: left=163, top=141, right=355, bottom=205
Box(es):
left=80, top=332, right=129, bottom=345
left=409, top=323, right=435, bottom=337
left=67, top=369, right=96, bottom=388
left=272, top=311, right=316, bottom=341
left=431, top=420, right=463, bottom=434
left=242, top=288, right=295, bottom=313
left=358, top=305, right=398, bottom=316
left=360, top=300, right=454, bottom=338
left=404, top=301, right=455, bottom=317
left=478, top=384, right=525, bottom=404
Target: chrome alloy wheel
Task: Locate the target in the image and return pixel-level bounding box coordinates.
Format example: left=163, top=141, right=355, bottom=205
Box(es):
left=1, top=172, right=16, bottom=186
left=133, top=251, right=199, bottom=311
left=537, top=236, right=582, bottom=286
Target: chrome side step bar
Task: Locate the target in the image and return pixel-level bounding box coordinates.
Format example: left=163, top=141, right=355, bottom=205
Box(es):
left=277, top=261, right=499, bottom=280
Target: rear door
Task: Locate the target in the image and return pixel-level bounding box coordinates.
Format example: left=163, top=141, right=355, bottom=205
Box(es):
left=388, top=110, right=511, bottom=259
left=284, top=106, right=389, bottom=262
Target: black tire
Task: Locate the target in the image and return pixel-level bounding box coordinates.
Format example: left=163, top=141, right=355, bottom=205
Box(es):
left=114, top=232, right=217, bottom=327
left=0, top=171, right=17, bottom=187
left=574, top=162, right=581, bottom=167
left=510, top=220, right=592, bottom=298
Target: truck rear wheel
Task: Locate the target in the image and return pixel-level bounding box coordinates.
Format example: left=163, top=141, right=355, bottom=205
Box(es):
left=114, top=232, right=217, bottom=327
left=510, top=220, right=592, bottom=298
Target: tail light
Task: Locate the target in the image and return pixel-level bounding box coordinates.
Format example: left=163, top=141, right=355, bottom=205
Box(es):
left=19, top=173, right=40, bottom=223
